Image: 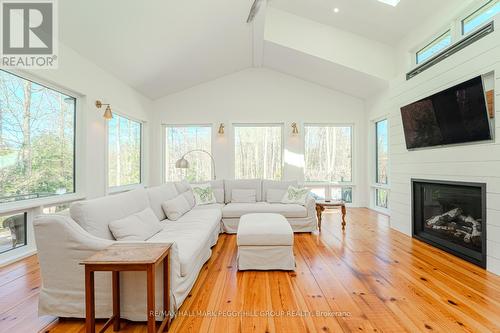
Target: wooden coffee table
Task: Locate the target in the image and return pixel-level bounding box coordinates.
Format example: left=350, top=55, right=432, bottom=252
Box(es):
left=315, top=200, right=347, bottom=231
left=81, top=243, right=172, bottom=333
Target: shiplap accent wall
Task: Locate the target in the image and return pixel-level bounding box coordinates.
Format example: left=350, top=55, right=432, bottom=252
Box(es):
left=367, top=26, right=500, bottom=275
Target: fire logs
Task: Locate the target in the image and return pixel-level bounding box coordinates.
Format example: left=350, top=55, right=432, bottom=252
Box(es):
left=425, top=208, right=482, bottom=247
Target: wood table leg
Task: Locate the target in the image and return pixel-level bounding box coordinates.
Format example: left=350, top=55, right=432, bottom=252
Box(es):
left=147, top=264, right=156, bottom=333
left=164, top=255, right=170, bottom=331
left=85, top=266, right=95, bottom=333
left=341, top=205, right=347, bottom=230
left=112, top=271, right=120, bottom=331
left=315, top=205, right=324, bottom=231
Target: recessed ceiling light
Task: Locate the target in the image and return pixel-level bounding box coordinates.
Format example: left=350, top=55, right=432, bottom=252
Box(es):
left=377, top=0, right=401, bottom=7
left=333, top=7, right=340, bottom=13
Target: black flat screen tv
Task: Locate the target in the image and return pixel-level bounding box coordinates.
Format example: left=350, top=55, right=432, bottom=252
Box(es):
left=400, top=76, right=491, bottom=149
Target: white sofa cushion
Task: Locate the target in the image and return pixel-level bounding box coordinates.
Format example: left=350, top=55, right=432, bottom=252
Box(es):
left=162, top=192, right=195, bottom=221
left=192, top=203, right=225, bottom=211
left=281, top=186, right=311, bottom=205
left=108, top=207, right=163, bottom=241
left=231, top=189, right=256, bottom=203
left=146, top=183, right=178, bottom=220
left=266, top=189, right=286, bottom=203
left=148, top=208, right=222, bottom=277
left=224, top=179, right=262, bottom=203
left=70, top=187, right=149, bottom=240
left=174, top=180, right=191, bottom=194
left=223, top=202, right=307, bottom=218
left=262, top=180, right=298, bottom=199
left=237, top=213, right=293, bottom=246
left=191, top=183, right=217, bottom=205
left=191, top=180, right=224, bottom=203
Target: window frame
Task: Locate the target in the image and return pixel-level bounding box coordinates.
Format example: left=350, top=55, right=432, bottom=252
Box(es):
left=162, top=123, right=213, bottom=183
left=105, top=111, right=145, bottom=194
left=461, top=0, right=500, bottom=35
left=0, top=69, right=85, bottom=214
left=232, top=123, right=285, bottom=180
left=415, top=30, right=452, bottom=65
left=303, top=123, right=354, bottom=185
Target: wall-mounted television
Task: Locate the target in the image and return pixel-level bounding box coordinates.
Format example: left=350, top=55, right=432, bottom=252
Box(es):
left=400, top=76, right=492, bottom=150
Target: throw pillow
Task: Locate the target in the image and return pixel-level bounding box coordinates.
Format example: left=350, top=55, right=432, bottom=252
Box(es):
left=281, top=186, right=310, bottom=205
left=162, top=192, right=194, bottom=221
left=266, top=189, right=286, bottom=203
left=191, top=183, right=216, bottom=205
left=108, top=207, right=163, bottom=241
left=231, top=189, right=257, bottom=203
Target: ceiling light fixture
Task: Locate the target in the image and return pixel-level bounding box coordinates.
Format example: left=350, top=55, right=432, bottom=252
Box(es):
left=333, top=7, right=340, bottom=13
left=377, top=0, right=401, bottom=7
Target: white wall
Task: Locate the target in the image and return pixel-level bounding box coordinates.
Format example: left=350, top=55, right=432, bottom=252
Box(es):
left=151, top=68, right=368, bottom=207
left=366, top=16, right=500, bottom=274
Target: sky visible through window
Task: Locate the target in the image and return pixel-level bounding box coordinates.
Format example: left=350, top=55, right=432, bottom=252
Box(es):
left=0, top=70, right=76, bottom=203
left=376, top=119, right=388, bottom=184
left=108, top=114, right=142, bottom=188
left=463, top=0, right=500, bottom=35
left=165, top=126, right=212, bottom=182
left=416, top=31, right=452, bottom=64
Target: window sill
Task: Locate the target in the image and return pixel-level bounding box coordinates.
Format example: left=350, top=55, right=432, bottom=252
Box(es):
left=371, top=183, right=390, bottom=190
left=0, top=193, right=85, bottom=215
left=304, top=182, right=355, bottom=187
left=107, top=183, right=144, bottom=195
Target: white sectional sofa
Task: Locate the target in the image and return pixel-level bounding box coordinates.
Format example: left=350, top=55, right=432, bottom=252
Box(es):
left=34, top=179, right=317, bottom=321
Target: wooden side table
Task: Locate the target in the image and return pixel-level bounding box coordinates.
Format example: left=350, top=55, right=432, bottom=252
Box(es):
left=315, top=200, right=347, bottom=231
left=80, top=243, right=172, bottom=333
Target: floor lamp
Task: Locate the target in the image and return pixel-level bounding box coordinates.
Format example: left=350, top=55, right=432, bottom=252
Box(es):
left=175, top=149, right=217, bottom=180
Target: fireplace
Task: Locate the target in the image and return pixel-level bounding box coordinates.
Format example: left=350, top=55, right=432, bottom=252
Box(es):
left=412, top=179, right=486, bottom=268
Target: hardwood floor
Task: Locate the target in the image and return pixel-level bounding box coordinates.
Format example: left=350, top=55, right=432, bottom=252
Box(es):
left=1, top=208, right=500, bottom=332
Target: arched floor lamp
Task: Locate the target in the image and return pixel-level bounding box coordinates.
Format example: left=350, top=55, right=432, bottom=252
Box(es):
left=175, top=149, right=217, bottom=180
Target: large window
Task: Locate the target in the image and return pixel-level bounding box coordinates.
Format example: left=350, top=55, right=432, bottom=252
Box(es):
left=0, top=70, right=76, bottom=204
left=304, top=125, right=352, bottom=183
left=107, top=114, right=142, bottom=189
left=376, top=119, right=388, bottom=184
left=0, top=212, right=27, bottom=254
left=234, top=124, right=283, bottom=180
left=164, top=125, right=212, bottom=182
left=375, top=119, right=389, bottom=209
left=416, top=30, right=452, bottom=64
left=462, top=0, right=500, bottom=35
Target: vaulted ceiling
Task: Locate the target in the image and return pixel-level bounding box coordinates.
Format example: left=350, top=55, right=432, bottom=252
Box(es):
left=59, top=0, right=467, bottom=100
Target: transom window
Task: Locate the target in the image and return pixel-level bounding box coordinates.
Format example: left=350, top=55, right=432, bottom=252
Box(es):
left=304, top=125, right=352, bottom=183
left=462, top=0, right=500, bottom=35
left=107, top=114, right=142, bottom=189
left=164, top=125, right=212, bottom=182
left=416, top=30, right=452, bottom=64
left=234, top=124, right=283, bottom=180
left=0, top=70, right=76, bottom=204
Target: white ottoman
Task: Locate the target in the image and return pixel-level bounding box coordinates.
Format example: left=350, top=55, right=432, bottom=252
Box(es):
left=237, top=213, right=295, bottom=271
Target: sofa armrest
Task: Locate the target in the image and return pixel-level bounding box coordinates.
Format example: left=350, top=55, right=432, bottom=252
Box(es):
left=34, top=214, right=181, bottom=292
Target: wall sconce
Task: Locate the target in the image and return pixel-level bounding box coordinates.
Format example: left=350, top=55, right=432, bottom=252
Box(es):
left=218, top=123, right=225, bottom=135
left=291, top=122, right=299, bottom=135
left=95, top=100, right=113, bottom=120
